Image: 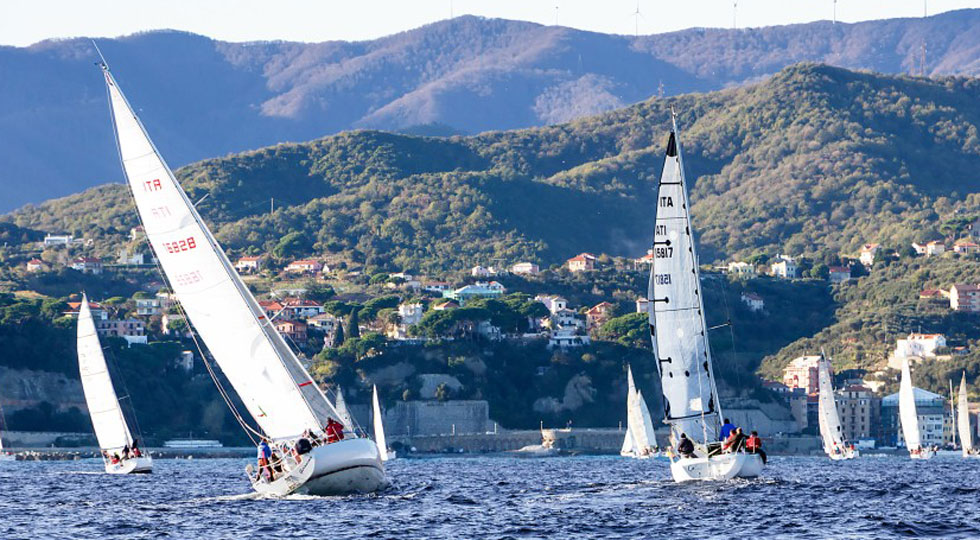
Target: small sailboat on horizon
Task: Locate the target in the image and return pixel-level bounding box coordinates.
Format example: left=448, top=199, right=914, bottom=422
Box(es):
left=99, top=58, right=385, bottom=495
left=0, top=398, right=15, bottom=461
left=77, top=293, right=152, bottom=474
left=899, top=358, right=934, bottom=460
left=620, top=365, right=660, bottom=459
left=647, top=112, right=763, bottom=482
left=817, top=352, right=857, bottom=460
left=957, top=373, right=980, bottom=458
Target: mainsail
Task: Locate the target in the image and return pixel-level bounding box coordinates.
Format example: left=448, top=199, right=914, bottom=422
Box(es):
left=899, top=358, right=922, bottom=451
left=372, top=386, right=389, bottom=461
left=648, top=116, right=722, bottom=444
left=77, top=294, right=133, bottom=451
left=817, top=355, right=847, bottom=456
left=102, top=66, right=340, bottom=440
left=958, top=373, right=973, bottom=456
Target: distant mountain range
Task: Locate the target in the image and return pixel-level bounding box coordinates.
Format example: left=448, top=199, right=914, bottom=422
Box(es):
left=3, top=9, right=980, bottom=211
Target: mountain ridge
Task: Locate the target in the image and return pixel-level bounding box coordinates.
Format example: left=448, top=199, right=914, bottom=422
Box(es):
left=4, top=10, right=980, bottom=209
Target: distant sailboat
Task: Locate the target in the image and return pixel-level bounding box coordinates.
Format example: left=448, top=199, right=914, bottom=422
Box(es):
left=0, top=398, right=15, bottom=461
left=77, top=293, right=152, bottom=474
left=648, top=112, right=763, bottom=481
left=99, top=59, right=385, bottom=495
left=899, top=358, right=934, bottom=459
left=957, top=373, right=979, bottom=458
left=817, top=353, right=857, bottom=460
left=373, top=385, right=394, bottom=461
left=620, top=366, right=659, bottom=458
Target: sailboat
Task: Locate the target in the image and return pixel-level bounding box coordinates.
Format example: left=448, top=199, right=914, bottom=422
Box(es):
left=817, top=353, right=857, bottom=460
left=77, top=294, right=153, bottom=474
left=620, top=366, right=660, bottom=458
left=99, top=60, right=386, bottom=495
left=899, top=358, right=934, bottom=460
left=0, top=399, right=15, bottom=461
left=648, top=112, right=763, bottom=482
left=957, top=373, right=980, bottom=458
left=372, top=385, right=394, bottom=460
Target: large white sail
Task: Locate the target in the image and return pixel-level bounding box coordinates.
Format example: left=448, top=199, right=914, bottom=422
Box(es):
left=102, top=67, right=339, bottom=440
left=77, top=294, right=133, bottom=451
left=372, top=385, right=389, bottom=461
left=817, top=356, right=847, bottom=456
left=648, top=119, right=722, bottom=444
left=958, top=374, right=973, bottom=456
left=335, top=387, right=354, bottom=431
left=899, top=358, right=922, bottom=451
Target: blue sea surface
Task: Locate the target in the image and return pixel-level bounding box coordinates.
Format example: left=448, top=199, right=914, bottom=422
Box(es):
left=3, top=455, right=979, bottom=539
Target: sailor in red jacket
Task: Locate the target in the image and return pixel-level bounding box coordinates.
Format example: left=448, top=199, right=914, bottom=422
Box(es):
left=745, top=430, right=767, bottom=463
left=325, top=418, right=345, bottom=443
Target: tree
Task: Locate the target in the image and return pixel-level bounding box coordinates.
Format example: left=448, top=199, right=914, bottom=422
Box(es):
left=332, top=322, right=345, bottom=347
left=434, top=383, right=450, bottom=402
left=272, top=231, right=308, bottom=259
left=346, top=308, right=361, bottom=339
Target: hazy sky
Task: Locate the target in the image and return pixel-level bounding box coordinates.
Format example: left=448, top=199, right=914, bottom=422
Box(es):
left=2, top=0, right=977, bottom=46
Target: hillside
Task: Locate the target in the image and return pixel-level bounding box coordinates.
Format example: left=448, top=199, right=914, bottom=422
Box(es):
left=4, top=9, right=980, bottom=210
left=3, top=63, right=980, bottom=407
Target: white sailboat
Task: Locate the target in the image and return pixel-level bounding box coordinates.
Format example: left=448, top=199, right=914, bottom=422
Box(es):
left=817, top=354, right=857, bottom=460
left=77, top=294, right=153, bottom=474
left=99, top=60, right=385, bottom=495
left=334, top=387, right=355, bottom=432
left=957, top=373, right=979, bottom=458
left=648, top=113, right=763, bottom=482
left=0, top=399, right=15, bottom=461
left=372, top=385, right=394, bottom=461
left=899, top=358, right=934, bottom=460
left=620, top=365, right=660, bottom=458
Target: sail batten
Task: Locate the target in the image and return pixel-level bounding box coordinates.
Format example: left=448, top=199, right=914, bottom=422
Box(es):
left=649, top=117, right=721, bottom=444
left=77, top=295, right=133, bottom=451
left=103, top=68, right=338, bottom=440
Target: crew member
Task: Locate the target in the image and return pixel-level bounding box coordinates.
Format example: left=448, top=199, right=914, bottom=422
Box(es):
left=745, top=430, right=767, bottom=463
left=677, top=433, right=695, bottom=458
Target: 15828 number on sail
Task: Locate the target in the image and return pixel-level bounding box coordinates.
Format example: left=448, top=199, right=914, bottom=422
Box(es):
left=162, top=237, right=197, bottom=254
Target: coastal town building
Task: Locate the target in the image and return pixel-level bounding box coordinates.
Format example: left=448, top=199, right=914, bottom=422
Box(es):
left=950, top=283, right=980, bottom=312
left=954, top=240, right=980, bottom=255
left=726, top=261, right=756, bottom=277
left=545, top=308, right=585, bottom=331
left=389, top=302, right=425, bottom=340
left=275, top=320, right=308, bottom=343
left=919, top=289, right=945, bottom=301
left=135, top=297, right=162, bottom=316
left=859, top=243, right=880, bottom=266
left=444, top=281, right=505, bottom=305
left=129, top=226, right=144, bottom=241
left=69, top=256, right=103, bottom=275
left=96, top=319, right=147, bottom=346
left=585, top=302, right=616, bottom=329
left=548, top=326, right=590, bottom=348
left=471, top=265, right=496, bottom=278
left=880, top=387, right=946, bottom=448
left=281, top=298, right=326, bottom=319
left=64, top=301, right=109, bottom=321
left=432, top=300, right=459, bottom=311
left=769, top=255, right=798, bottom=279
left=26, top=259, right=46, bottom=272
left=972, top=218, right=980, bottom=242
left=162, top=313, right=192, bottom=338
left=837, top=385, right=879, bottom=443
left=740, top=292, right=764, bottom=312
left=892, top=333, right=947, bottom=364
left=234, top=255, right=264, bottom=273
left=510, top=262, right=539, bottom=275
left=828, top=266, right=851, bottom=284
left=635, top=297, right=650, bottom=314
left=912, top=241, right=946, bottom=257
left=635, top=250, right=655, bottom=267
left=285, top=259, right=322, bottom=274
left=782, top=355, right=822, bottom=395
left=43, top=234, right=73, bottom=247
left=566, top=253, right=597, bottom=272
left=535, top=295, right=567, bottom=315
left=422, top=281, right=451, bottom=294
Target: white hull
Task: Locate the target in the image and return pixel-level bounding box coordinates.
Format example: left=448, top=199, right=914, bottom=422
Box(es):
left=670, top=452, right=763, bottom=482
left=620, top=449, right=664, bottom=460
left=909, top=448, right=935, bottom=460
left=827, top=448, right=858, bottom=460
left=106, top=456, right=153, bottom=474
left=251, top=438, right=386, bottom=496
left=963, top=452, right=980, bottom=459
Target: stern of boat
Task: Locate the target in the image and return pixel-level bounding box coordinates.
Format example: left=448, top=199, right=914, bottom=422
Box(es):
left=106, top=456, right=153, bottom=474
left=250, top=437, right=386, bottom=496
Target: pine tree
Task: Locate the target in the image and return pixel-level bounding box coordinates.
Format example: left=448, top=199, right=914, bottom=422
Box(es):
left=347, top=308, right=360, bottom=339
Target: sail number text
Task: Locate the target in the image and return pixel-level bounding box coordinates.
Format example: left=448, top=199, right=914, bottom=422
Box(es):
left=654, top=273, right=672, bottom=285
left=162, top=237, right=197, bottom=253
left=659, top=196, right=674, bottom=208
left=174, top=270, right=203, bottom=287
left=654, top=246, right=673, bottom=258
left=143, top=178, right=163, bottom=192
left=655, top=225, right=667, bottom=236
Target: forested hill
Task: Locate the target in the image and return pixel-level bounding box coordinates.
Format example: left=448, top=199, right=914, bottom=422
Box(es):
left=7, top=63, right=980, bottom=277
left=4, top=9, right=980, bottom=210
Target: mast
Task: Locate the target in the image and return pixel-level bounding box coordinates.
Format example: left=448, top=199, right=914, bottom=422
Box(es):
left=649, top=110, right=722, bottom=446
left=100, top=62, right=340, bottom=440
left=77, top=294, right=133, bottom=451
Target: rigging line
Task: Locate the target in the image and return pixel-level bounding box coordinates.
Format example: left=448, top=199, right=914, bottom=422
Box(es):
left=717, top=276, right=742, bottom=391
left=101, top=337, right=145, bottom=445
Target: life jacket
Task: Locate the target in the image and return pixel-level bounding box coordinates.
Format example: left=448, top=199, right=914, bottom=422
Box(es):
left=746, top=436, right=761, bottom=450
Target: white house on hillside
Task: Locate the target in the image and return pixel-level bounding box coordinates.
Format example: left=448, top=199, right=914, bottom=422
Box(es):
left=892, top=333, right=947, bottom=366
left=770, top=255, right=798, bottom=279
left=859, top=243, right=880, bottom=266
left=727, top=261, right=757, bottom=277
left=740, top=292, right=764, bottom=312
left=511, top=262, right=540, bottom=275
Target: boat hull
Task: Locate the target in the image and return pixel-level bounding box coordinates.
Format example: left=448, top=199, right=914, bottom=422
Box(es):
left=670, top=452, right=763, bottom=482
left=251, top=438, right=386, bottom=496
left=105, top=456, right=153, bottom=474
left=827, top=448, right=858, bottom=460
left=909, top=448, right=935, bottom=460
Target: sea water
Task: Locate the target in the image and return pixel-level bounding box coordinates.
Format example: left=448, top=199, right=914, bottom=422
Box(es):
left=2, top=455, right=979, bottom=539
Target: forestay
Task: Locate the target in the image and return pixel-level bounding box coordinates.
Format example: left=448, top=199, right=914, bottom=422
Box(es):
left=817, top=356, right=847, bottom=455
left=77, top=294, right=133, bottom=451
left=103, top=68, right=339, bottom=440
left=373, top=386, right=389, bottom=461
left=648, top=118, right=722, bottom=444
left=899, top=358, right=921, bottom=450
left=958, top=374, right=973, bottom=455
